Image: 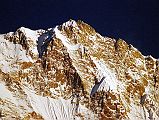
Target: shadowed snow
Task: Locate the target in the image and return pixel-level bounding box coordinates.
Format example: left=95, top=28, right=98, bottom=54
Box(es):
left=37, top=30, right=54, bottom=58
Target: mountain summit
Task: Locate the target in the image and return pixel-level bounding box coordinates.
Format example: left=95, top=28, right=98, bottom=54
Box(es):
left=0, top=20, right=159, bottom=120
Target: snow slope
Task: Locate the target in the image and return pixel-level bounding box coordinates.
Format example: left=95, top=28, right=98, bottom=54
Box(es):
left=0, top=34, right=32, bottom=73
left=24, top=86, right=95, bottom=120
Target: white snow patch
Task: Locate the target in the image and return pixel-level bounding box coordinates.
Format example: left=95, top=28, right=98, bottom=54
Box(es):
left=62, top=20, right=78, bottom=28
left=19, top=27, right=38, bottom=41
left=127, top=101, right=159, bottom=120
left=135, top=58, right=143, bottom=66
left=54, top=26, right=80, bottom=51
left=0, top=35, right=32, bottom=73
left=91, top=57, right=119, bottom=92
left=19, top=27, right=39, bottom=55
left=0, top=82, right=34, bottom=117
left=144, top=86, right=150, bottom=95
left=24, top=87, right=95, bottom=120
left=0, top=82, right=17, bottom=104
left=128, top=103, right=148, bottom=120
left=127, top=68, right=141, bottom=81
left=88, top=35, right=96, bottom=41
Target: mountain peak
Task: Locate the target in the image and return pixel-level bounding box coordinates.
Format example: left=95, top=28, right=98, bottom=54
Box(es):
left=62, top=19, right=78, bottom=27
left=0, top=20, right=159, bottom=120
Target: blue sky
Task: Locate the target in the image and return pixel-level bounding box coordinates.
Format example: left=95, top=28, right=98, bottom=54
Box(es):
left=0, top=0, right=159, bottom=58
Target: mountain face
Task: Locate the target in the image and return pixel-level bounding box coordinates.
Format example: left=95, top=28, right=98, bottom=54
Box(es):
left=0, top=20, right=159, bottom=120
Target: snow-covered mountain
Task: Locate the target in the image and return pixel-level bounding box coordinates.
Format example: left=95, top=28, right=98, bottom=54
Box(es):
left=0, top=20, right=159, bottom=120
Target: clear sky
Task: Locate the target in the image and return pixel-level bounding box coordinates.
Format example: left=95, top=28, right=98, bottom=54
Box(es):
left=0, top=0, right=159, bottom=58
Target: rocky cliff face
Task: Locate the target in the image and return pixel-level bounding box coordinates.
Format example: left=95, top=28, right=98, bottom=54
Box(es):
left=0, top=20, right=159, bottom=120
